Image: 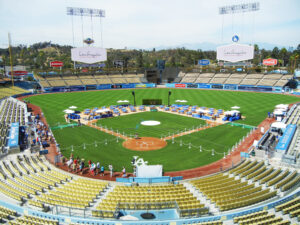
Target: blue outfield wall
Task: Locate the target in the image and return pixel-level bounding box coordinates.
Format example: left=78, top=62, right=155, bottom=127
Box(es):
left=43, top=83, right=156, bottom=93
left=8, top=122, right=19, bottom=148
left=166, top=83, right=284, bottom=93
left=275, top=124, right=297, bottom=152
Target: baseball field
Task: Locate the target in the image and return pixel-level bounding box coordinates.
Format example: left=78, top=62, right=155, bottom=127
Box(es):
left=26, top=88, right=299, bottom=172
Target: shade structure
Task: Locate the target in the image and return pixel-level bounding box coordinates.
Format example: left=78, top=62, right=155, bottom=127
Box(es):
left=231, top=106, right=240, bottom=109
left=64, top=109, right=75, bottom=114
left=96, top=108, right=110, bottom=113
left=271, top=122, right=287, bottom=129
left=69, top=106, right=77, bottom=109
left=117, top=100, right=129, bottom=103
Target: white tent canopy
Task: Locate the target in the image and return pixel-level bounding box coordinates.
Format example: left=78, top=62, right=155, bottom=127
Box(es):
left=117, top=100, right=129, bottom=103
left=224, top=110, right=240, bottom=116
left=96, top=109, right=110, bottom=113
left=273, top=110, right=284, bottom=115
left=271, top=122, right=287, bottom=129
left=231, top=106, right=240, bottom=109
left=64, top=109, right=75, bottom=114
left=196, top=109, right=210, bottom=113
left=69, top=106, right=77, bottom=109
left=275, top=104, right=289, bottom=111
left=175, top=100, right=187, bottom=103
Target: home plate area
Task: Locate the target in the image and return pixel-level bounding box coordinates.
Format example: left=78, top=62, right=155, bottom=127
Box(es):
left=122, top=137, right=167, bottom=151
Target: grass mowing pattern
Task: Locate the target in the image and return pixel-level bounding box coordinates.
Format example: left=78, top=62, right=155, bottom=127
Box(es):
left=96, top=111, right=207, bottom=138
left=26, top=89, right=299, bottom=127
left=26, top=89, right=299, bottom=171
left=53, top=124, right=249, bottom=172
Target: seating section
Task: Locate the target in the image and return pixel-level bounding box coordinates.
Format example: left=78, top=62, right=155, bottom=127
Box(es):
left=224, top=78, right=242, bottom=84
left=179, top=72, right=290, bottom=87
left=210, top=78, right=227, bottom=84
left=37, top=73, right=143, bottom=88
left=8, top=215, right=58, bottom=225
left=190, top=171, right=277, bottom=211
left=0, top=86, right=28, bottom=99
left=36, top=178, right=107, bottom=209
left=276, top=196, right=300, bottom=221
left=233, top=210, right=291, bottom=225
left=240, top=79, right=259, bottom=85
left=94, top=183, right=207, bottom=218
left=0, top=205, right=16, bottom=222
left=0, top=97, right=27, bottom=125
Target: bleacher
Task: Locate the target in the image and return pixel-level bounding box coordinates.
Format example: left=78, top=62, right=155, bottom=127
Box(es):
left=180, top=72, right=291, bottom=87
left=36, top=73, right=144, bottom=88
left=94, top=183, right=208, bottom=218
left=0, top=86, right=29, bottom=99
left=191, top=160, right=300, bottom=212
left=0, top=97, right=27, bottom=126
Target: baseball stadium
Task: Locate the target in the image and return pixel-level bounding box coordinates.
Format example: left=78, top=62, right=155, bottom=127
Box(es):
left=0, top=1, right=300, bottom=225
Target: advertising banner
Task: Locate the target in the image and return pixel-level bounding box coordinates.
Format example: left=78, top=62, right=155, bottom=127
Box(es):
left=165, top=83, right=175, bottom=88
left=175, top=83, right=186, bottom=88
left=146, top=83, right=156, bottom=88
left=217, top=44, right=254, bottom=62
left=275, top=124, right=296, bottom=151
left=198, top=84, right=211, bottom=89
left=8, top=122, right=19, bottom=148
left=75, top=63, right=105, bottom=68
left=211, top=84, right=223, bottom=89
left=71, top=47, right=107, bottom=64
left=122, top=83, right=135, bottom=89
left=50, top=61, right=63, bottom=67
left=9, top=71, right=28, bottom=76
left=198, top=59, right=210, bottom=66
left=187, top=84, right=198, bottom=88
left=86, top=85, right=97, bottom=90
left=224, top=84, right=237, bottom=90
left=263, top=58, right=278, bottom=66
left=135, top=84, right=147, bottom=88
left=111, top=84, right=122, bottom=89
left=97, top=84, right=111, bottom=90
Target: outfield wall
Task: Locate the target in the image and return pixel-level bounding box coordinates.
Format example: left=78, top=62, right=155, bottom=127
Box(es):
left=42, top=83, right=156, bottom=93
left=165, top=83, right=287, bottom=93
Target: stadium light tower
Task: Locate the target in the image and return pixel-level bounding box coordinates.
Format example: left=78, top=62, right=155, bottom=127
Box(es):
left=66, top=7, right=105, bottom=47
left=218, top=2, right=260, bottom=43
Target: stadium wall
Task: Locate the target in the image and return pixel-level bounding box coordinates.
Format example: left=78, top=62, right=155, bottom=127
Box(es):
left=165, top=83, right=287, bottom=93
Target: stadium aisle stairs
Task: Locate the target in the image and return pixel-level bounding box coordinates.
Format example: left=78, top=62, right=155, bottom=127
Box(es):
left=89, top=184, right=115, bottom=211
left=184, top=182, right=219, bottom=214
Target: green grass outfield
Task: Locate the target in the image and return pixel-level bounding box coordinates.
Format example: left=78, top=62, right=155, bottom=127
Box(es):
left=96, top=111, right=207, bottom=138
left=26, top=88, right=299, bottom=171
left=27, top=88, right=299, bottom=127
left=53, top=123, right=249, bottom=172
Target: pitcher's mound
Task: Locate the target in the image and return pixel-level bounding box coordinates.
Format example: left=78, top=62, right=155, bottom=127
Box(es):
left=123, top=137, right=167, bottom=151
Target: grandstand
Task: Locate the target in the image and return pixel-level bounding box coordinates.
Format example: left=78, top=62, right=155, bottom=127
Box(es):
left=0, top=85, right=29, bottom=99
left=179, top=73, right=292, bottom=87
left=36, top=73, right=144, bottom=89
left=0, top=78, right=299, bottom=224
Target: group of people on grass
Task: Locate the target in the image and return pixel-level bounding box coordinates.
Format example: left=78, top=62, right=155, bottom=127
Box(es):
left=66, top=153, right=127, bottom=178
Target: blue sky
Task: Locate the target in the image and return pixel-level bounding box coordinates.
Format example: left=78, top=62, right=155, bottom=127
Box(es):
left=0, top=0, right=299, bottom=49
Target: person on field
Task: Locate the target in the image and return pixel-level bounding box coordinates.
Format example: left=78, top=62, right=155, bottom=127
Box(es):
left=109, top=164, right=113, bottom=177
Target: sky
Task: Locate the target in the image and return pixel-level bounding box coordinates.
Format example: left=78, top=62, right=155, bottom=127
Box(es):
left=0, top=0, right=299, bottom=50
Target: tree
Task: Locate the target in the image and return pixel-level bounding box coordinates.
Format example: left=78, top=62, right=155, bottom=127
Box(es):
left=136, top=52, right=144, bottom=68
left=271, top=47, right=279, bottom=59
left=279, top=48, right=287, bottom=66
